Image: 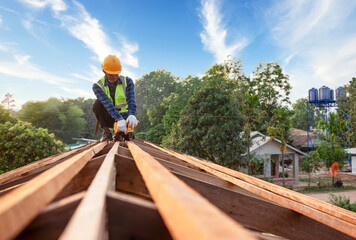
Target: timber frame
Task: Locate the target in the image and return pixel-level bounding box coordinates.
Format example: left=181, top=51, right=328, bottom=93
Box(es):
left=0, top=139, right=355, bottom=240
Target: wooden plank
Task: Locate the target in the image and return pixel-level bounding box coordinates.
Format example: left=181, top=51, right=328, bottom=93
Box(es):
left=0, top=142, right=107, bottom=240
left=16, top=192, right=85, bottom=240
left=0, top=142, right=96, bottom=185
left=146, top=142, right=356, bottom=238
left=53, top=155, right=105, bottom=202
left=115, top=154, right=152, bottom=200
left=107, top=191, right=172, bottom=240
left=60, top=142, right=119, bottom=240
left=115, top=153, right=353, bottom=240
left=150, top=142, right=356, bottom=224
left=177, top=173, right=354, bottom=240
left=127, top=142, right=257, bottom=240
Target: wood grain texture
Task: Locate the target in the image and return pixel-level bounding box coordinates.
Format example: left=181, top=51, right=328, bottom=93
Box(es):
left=146, top=142, right=356, bottom=238
left=0, top=142, right=107, bottom=240
left=127, top=141, right=257, bottom=240
left=60, top=142, right=119, bottom=240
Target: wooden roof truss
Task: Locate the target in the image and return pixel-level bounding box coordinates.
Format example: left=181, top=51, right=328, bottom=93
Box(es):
left=0, top=140, right=355, bottom=240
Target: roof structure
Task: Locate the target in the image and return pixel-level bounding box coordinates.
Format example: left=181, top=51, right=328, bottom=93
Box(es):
left=251, top=131, right=307, bottom=156
left=0, top=140, right=356, bottom=240
left=289, top=128, right=318, bottom=148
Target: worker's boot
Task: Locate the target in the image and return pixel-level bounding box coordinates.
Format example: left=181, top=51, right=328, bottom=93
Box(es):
left=100, top=131, right=112, bottom=142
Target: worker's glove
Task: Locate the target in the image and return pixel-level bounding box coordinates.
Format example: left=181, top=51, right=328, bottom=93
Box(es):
left=127, top=115, right=138, bottom=128
left=116, top=119, right=127, bottom=133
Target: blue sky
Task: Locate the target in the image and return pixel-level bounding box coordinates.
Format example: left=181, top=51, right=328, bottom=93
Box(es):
left=0, top=0, right=355, bottom=109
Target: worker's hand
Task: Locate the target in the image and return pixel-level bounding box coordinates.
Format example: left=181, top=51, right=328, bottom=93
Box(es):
left=127, top=115, right=138, bottom=128
left=116, top=119, right=127, bottom=133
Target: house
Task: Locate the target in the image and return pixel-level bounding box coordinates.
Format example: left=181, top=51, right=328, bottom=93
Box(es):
left=250, top=131, right=307, bottom=184
left=289, top=128, right=319, bottom=152
left=345, top=148, right=356, bottom=174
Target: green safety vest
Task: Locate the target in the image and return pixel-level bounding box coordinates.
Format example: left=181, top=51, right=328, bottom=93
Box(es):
left=95, top=75, right=128, bottom=113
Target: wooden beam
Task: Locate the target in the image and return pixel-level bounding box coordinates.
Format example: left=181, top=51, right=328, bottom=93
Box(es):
left=127, top=142, right=257, bottom=240
left=115, top=153, right=353, bottom=240
left=177, top=173, right=354, bottom=240
left=0, top=143, right=96, bottom=185
left=16, top=192, right=85, bottom=240
left=107, top=191, right=172, bottom=240
left=60, top=142, right=119, bottom=240
left=146, top=142, right=356, bottom=238
left=0, top=142, right=107, bottom=240
left=53, top=155, right=106, bottom=202
left=115, top=154, right=152, bottom=199
left=127, top=142, right=207, bottom=172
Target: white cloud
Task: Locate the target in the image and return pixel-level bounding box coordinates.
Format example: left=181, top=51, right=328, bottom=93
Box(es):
left=17, top=0, right=139, bottom=69
left=18, top=0, right=67, bottom=14
left=264, top=0, right=356, bottom=102
left=0, top=54, right=72, bottom=86
left=199, top=0, right=249, bottom=63
left=0, top=15, right=2, bottom=26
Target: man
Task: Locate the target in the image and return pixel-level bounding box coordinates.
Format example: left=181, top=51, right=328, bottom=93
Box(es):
left=93, top=55, right=138, bottom=141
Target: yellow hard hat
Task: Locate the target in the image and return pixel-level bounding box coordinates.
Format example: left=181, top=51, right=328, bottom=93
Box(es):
left=101, top=55, right=122, bottom=74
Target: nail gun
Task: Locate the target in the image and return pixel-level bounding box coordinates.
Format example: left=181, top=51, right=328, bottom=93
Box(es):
left=113, top=121, right=136, bottom=141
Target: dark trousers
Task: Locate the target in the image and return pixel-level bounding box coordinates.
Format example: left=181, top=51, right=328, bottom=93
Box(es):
left=93, top=99, right=116, bottom=128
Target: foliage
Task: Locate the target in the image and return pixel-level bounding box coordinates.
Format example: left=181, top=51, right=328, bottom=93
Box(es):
left=290, top=98, right=322, bottom=130
left=68, top=98, right=99, bottom=140
left=18, top=98, right=86, bottom=144
left=318, top=112, right=348, bottom=147
left=329, top=194, right=356, bottom=212
left=248, top=155, right=264, bottom=176
left=0, top=121, right=65, bottom=173
left=134, top=69, right=178, bottom=141
left=316, top=140, right=347, bottom=169
left=301, top=151, right=321, bottom=186
left=0, top=106, right=17, bottom=124
left=267, top=107, right=292, bottom=184
left=250, top=61, right=291, bottom=133
left=170, top=77, right=249, bottom=169
left=337, top=77, right=356, bottom=147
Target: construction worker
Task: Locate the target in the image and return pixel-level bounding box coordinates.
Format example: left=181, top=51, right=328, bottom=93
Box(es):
left=93, top=55, right=138, bottom=141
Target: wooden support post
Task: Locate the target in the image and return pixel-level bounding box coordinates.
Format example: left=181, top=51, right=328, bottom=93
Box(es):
left=0, top=142, right=107, bottom=240
left=146, top=142, right=356, bottom=238
left=60, top=142, right=119, bottom=240
left=127, top=142, right=257, bottom=240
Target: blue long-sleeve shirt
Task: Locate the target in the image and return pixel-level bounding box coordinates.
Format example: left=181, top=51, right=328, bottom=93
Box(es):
left=92, top=76, right=137, bottom=121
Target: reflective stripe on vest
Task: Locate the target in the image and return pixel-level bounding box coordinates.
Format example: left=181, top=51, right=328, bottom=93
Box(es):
left=95, top=76, right=128, bottom=113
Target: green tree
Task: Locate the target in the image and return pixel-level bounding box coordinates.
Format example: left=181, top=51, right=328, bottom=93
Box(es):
left=250, top=61, right=292, bottom=132
left=68, top=98, right=99, bottom=140
left=171, top=77, right=249, bottom=169
left=337, top=77, right=356, bottom=147
left=318, top=112, right=348, bottom=147
left=290, top=98, right=322, bottom=130
left=300, top=151, right=321, bottom=186
left=0, top=121, right=65, bottom=173
left=18, top=98, right=86, bottom=143
left=316, top=141, right=347, bottom=170
left=267, top=107, right=292, bottom=185
left=161, top=76, right=204, bottom=146
left=0, top=106, right=17, bottom=124
left=135, top=69, right=178, bottom=142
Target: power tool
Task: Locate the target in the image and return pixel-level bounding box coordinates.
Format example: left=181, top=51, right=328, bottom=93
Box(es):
left=113, top=122, right=135, bottom=141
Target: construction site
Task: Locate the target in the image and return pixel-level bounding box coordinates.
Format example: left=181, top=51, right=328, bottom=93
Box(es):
left=0, top=139, right=355, bottom=240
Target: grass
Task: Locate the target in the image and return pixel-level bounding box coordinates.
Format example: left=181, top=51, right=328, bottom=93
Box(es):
left=297, top=185, right=356, bottom=193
